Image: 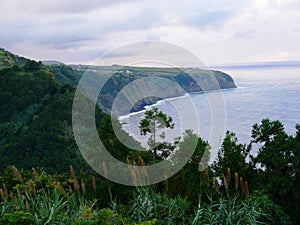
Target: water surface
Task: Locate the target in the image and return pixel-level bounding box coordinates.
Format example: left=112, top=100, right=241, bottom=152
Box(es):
left=119, top=67, right=300, bottom=148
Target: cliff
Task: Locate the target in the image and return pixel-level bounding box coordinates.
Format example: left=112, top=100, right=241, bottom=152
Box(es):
left=68, top=65, right=236, bottom=114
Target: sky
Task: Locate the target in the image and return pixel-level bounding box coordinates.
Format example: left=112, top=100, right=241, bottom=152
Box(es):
left=1, top=0, right=300, bottom=66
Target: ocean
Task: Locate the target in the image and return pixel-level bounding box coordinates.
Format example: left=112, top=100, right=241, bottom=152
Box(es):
left=119, top=67, right=300, bottom=149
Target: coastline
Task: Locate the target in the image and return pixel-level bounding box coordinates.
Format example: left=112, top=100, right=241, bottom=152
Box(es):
left=118, top=93, right=190, bottom=122
left=118, top=86, right=237, bottom=123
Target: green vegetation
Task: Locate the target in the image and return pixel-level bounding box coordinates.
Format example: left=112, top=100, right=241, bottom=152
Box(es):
left=0, top=48, right=28, bottom=69
left=0, top=59, right=135, bottom=173
left=139, top=107, right=174, bottom=160
left=48, top=64, right=81, bottom=86
left=0, top=48, right=299, bottom=223
left=0, top=160, right=293, bottom=224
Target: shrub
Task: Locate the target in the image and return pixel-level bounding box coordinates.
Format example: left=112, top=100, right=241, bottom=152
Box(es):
left=0, top=211, right=35, bottom=225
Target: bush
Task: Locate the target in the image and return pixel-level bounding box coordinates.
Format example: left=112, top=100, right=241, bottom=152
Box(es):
left=130, top=187, right=191, bottom=224
left=0, top=211, right=35, bottom=225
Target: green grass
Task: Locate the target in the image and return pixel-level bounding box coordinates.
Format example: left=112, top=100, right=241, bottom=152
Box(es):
left=0, top=163, right=292, bottom=224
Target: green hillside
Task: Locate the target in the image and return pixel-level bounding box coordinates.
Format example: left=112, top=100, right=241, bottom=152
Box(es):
left=48, top=64, right=81, bottom=86
left=0, top=48, right=28, bottom=69
left=0, top=57, right=137, bottom=173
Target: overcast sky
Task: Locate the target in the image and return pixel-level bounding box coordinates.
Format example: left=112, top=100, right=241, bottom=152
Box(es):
left=1, top=0, right=300, bottom=65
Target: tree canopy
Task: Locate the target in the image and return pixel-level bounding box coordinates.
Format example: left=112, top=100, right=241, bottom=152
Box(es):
left=139, top=107, right=174, bottom=160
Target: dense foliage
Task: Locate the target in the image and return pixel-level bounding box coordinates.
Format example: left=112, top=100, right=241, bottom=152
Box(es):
left=0, top=60, right=135, bottom=173
left=48, top=64, right=81, bottom=86
left=212, top=120, right=300, bottom=224
left=0, top=48, right=27, bottom=69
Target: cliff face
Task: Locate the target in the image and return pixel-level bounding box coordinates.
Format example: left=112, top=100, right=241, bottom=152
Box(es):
left=69, top=65, right=236, bottom=115
left=171, top=70, right=236, bottom=93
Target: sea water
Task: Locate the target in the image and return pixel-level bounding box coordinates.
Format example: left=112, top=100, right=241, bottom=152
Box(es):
left=119, top=67, right=300, bottom=148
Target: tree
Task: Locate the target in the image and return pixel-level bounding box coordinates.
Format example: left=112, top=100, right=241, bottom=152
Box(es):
left=139, top=107, right=174, bottom=160
left=251, top=119, right=299, bottom=223
left=213, top=131, right=252, bottom=179
left=24, top=59, right=42, bottom=72
left=167, top=130, right=211, bottom=203
left=294, top=124, right=300, bottom=222
left=174, top=129, right=210, bottom=168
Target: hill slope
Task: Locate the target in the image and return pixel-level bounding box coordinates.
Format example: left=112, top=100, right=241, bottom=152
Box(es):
left=70, top=65, right=236, bottom=114
left=0, top=48, right=28, bottom=69
left=0, top=56, right=136, bottom=173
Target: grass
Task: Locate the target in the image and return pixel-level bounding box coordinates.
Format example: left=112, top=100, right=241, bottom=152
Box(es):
left=0, top=165, right=289, bottom=225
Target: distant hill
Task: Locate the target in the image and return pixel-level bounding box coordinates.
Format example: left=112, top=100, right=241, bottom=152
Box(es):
left=42, top=60, right=64, bottom=65
left=69, top=65, right=237, bottom=114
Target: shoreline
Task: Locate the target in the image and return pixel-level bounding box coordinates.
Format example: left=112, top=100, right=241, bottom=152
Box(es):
left=118, top=93, right=190, bottom=122
left=118, top=86, right=238, bottom=122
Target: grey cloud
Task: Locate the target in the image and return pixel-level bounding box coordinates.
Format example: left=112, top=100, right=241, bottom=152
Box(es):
left=1, top=0, right=299, bottom=65
left=1, top=3, right=162, bottom=51
left=16, top=0, right=138, bottom=14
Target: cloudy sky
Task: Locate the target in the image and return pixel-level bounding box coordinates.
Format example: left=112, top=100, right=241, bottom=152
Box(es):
left=1, top=0, right=300, bottom=66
